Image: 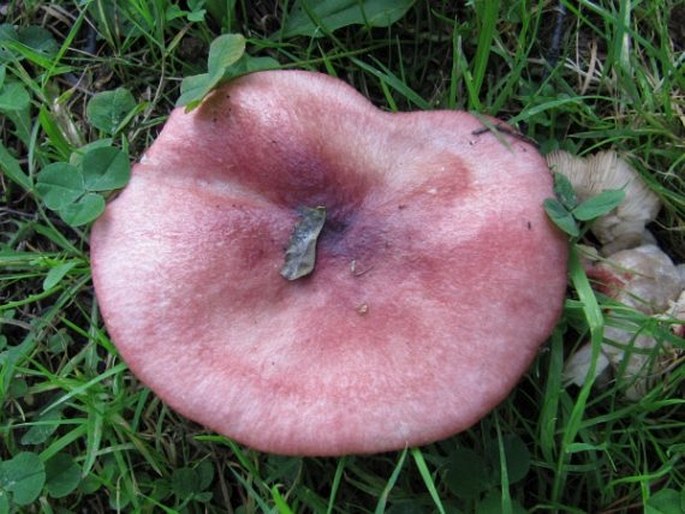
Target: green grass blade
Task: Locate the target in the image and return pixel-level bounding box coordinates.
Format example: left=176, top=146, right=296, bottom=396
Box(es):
left=469, top=0, right=500, bottom=110
left=374, top=448, right=408, bottom=514
left=410, top=447, right=445, bottom=514
left=326, top=456, right=347, bottom=514
left=552, top=245, right=605, bottom=501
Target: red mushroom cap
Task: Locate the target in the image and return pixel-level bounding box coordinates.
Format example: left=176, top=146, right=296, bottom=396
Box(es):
left=90, top=70, right=568, bottom=456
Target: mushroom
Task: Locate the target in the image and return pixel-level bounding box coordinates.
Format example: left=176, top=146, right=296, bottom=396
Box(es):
left=564, top=244, right=684, bottom=399
left=588, top=244, right=683, bottom=314
left=546, top=150, right=661, bottom=254
left=667, top=290, right=685, bottom=338
left=90, top=70, right=568, bottom=456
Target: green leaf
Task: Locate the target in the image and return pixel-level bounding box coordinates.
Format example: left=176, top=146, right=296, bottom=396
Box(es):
left=0, top=81, right=30, bottom=112
left=86, top=88, right=137, bottom=135
left=69, top=138, right=114, bottom=167
left=176, top=34, right=280, bottom=110
left=194, top=491, right=213, bottom=502
left=0, top=24, right=20, bottom=62
left=0, top=141, right=31, bottom=191
left=241, top=54, right=281, bottom=73
left=42, top=261, right=78, bottom=291
left=282, top=0, right=414, bottom=37
left=47, top=329, right=73, bottom=354
left=176, top=73, right=213, bottom=110
left=0, top=452, right=46, bottom=506
left=17, top=26, right=59, bottom=57
left=572, top=189, right=626, bottom=221
left=0, top=24, right=58, bottom=63
left=82, top=147, right=131, bottom=191
left=4, top=107, right=32, bottom=147
left=645, top=488, right=682, bottom=514
left=35, top=162, right=85, bottom=210
left=552, top=172, right=577, bottom=210
left=476, top=491, right=528, bottom=514
left=205, top=0, right=234, bottom=25
left=445, top=448, right=490, bottom=499
left=485, top=434, right=531, bottom=486
left=187, top=8, right=206, bottom=22
left=176, top=34, right=246, bottom=110
left=45, top=453, right=81, bottom=499
left=165, top=4, right=186, bottom=21
left=543, top=198, right=579, bottom=237
left=79, top=474, right=101, bottom=495
left=265, top=455, right=301, bottom=484
left=58, top=193, right=106, bottom=227
left=214, top=54, right=280, bottom=88
left=20, top=409, right=62, bottom=445
left=196, top=460, right=214, bottom=490
left=171, top=467, right=200, bottom=497
left=207, top=33, right=246, bottom=75
left=0, top=491, right=8, bottom=514
left=87, top=0, right=139, bottom=42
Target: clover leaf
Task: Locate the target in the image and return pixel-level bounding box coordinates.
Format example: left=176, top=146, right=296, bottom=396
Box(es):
left=86, top=87, right=137, bottom=135
left=571, top=189, right=625, bottom=221
left=0, top=452, right=46, bottom=507
left=544, top=172, right=625, bottom=239
left=36, top=146, right=130, bottom=227
left=35, top=163, right=84, bottom=210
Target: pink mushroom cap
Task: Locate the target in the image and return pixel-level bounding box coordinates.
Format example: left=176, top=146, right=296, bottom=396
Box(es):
left=90, top=70, right=568, bottom=456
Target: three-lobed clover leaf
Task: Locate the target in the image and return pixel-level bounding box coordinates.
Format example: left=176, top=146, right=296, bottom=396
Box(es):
left=35, top=163, right=84, bottom=210
left=44, top=453, right=81, bottom=499
left=86, top=87, right=137, bottom=135
left=544, top=172, right=626, bottom=239
left=36, top=146, right=130, bottom=227
left=34, top=86, right=136, bottom=226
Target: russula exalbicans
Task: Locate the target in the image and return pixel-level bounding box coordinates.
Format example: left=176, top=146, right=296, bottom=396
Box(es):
left=90, top=70, right=568, bottom=456
left=565, top=244, right=684, bottom=400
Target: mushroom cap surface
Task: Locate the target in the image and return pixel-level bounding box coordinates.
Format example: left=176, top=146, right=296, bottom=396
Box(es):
left=91, top=70, right=568, bottom=456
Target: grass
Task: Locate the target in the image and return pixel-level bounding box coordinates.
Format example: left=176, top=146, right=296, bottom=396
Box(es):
left=1, top=0, right=683, bottom=512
